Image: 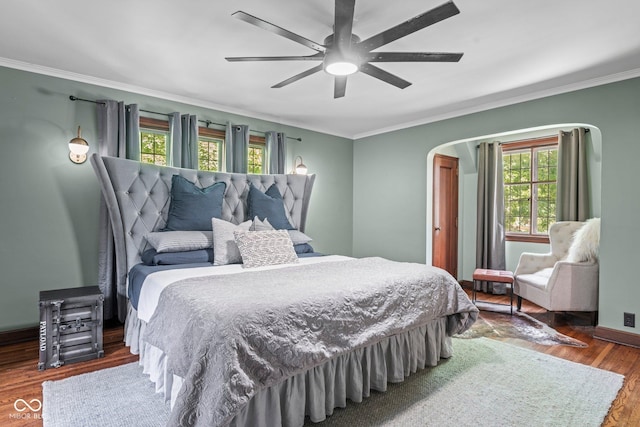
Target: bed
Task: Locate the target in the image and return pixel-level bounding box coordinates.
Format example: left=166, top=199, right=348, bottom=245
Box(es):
left=91, top=154, right=478, bottom=427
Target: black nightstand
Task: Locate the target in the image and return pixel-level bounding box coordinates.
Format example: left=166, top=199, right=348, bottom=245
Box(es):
left=38, top=286, right=104, bottom=370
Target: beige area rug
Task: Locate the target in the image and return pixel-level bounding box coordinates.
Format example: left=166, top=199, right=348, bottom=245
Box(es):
left=43, top=338, right=622, bottom=427
left=458, top=304, right=588, bottom=347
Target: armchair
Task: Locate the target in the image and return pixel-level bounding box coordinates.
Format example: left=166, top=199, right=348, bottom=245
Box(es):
left=514, top=221, right=599, bottom=325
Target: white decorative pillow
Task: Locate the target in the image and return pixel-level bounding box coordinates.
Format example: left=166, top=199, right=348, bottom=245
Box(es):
left=566, top=218, right=601, bottom=262
left=144, top=231, right=212, bottom=253
left=287, top=229, right=312, bottom=245
left=249, top=216, right=274, bottom=231
left=211, top=218, right=252, bottom=265
left=234, top=230, right=298, bottom=268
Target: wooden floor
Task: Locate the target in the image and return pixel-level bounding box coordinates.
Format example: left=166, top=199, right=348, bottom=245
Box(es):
left=0, top=292, right=639, bottom=426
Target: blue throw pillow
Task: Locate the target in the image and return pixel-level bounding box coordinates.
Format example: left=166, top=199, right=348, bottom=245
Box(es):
left=248, top=183, right=294, bottom=230
left=164, top=175, right=226, bottom=231
left=141, top=248, right=214, bottom=265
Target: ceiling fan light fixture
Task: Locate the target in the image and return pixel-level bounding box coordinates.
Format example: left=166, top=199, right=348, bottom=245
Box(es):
left=325, top=61, right=358, bottom=76
left=323, top=48, right=358, bottom=76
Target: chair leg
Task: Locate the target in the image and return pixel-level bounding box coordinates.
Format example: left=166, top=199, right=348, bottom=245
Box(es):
left=547, top=311, right=560, bottom=327
left=517, top=296, right=522, bottom=311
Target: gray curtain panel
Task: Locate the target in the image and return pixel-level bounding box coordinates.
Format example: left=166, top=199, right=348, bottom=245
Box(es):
left=557, top=128, right=589, bottom=221
left=96, top=101, right=140, bottom=321
left=182, top=114, right=198, bottom=169
left=476, top=142, right=507, bottom=294
left=266, top=131, right=287, bottom=174
left=168, top=113, right=199, bottom=168
left=225, top=123, right=250, bottom=173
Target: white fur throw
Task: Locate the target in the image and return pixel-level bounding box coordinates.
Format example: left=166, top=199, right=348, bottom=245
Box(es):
left=566, top=218, right=601, bottom=262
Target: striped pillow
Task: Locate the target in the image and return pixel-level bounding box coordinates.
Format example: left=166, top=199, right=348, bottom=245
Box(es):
left=233, top=230, right=298, bottom=268
left=144, top=231, right=212, bottom=253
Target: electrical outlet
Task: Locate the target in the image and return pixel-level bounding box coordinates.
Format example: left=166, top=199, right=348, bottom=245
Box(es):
left=623, top=312, right=635, bottom=328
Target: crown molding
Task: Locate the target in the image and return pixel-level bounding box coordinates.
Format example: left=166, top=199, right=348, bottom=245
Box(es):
left=3, top=57, right=640, bottom=141
left=0, top=57, right=351, bottom=139
left=353, top=67, right=640, bottom=140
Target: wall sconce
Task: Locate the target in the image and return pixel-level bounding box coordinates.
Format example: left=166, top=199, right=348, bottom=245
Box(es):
left=68, top=126, right=89, bottom=164
left=292, top=156, right=308, bottom=175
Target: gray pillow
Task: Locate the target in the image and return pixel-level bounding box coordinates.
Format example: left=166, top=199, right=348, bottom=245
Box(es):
left=212, top=218, right=252, bottom=265
left=287, top=230, right=312, bottom=245
left=234, top=230, right=298, bottom=268
left=145, top=231, right=213, bottom=253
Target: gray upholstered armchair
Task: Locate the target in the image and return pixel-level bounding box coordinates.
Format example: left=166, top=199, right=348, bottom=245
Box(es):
left=514, top=221, right=599, bottom=324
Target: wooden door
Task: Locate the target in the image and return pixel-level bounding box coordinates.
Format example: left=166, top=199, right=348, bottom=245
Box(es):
left=432, top=154, right=459, bottom=278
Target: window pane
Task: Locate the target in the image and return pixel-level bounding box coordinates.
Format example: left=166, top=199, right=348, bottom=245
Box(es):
left=198, top=137, right=222, bottom=172
left=504, top=183, right=531, bottom=233
left=536, top=183, right=556, bottom=234
left=140, top=130, right=167, bottom=166
left=248, top=145, right=264, bottom=174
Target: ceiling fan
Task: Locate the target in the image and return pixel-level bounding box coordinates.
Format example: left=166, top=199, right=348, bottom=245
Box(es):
left=225, top=0, right=463, bottom=98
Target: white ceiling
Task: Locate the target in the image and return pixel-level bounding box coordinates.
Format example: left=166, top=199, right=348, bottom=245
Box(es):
left=2, top=0, right=640, bottom=139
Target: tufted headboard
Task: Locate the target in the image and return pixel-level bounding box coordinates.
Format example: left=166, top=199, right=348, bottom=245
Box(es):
left=90, top=154, right=316, bottom=297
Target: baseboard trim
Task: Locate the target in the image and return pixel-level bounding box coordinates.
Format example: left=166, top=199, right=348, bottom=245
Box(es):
left=594, top=326, right=640, bottom=348
left=0, top=326, right=38, bottom=346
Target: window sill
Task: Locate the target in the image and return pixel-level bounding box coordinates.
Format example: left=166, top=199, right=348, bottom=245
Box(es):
left=505, top=234, right=550, bottom=244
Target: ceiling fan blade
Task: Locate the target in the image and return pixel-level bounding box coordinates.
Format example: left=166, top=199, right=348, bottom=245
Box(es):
left=357, top=1, right=460, bottom=53
left=271, top=64, right=324, bottom=88
left=365, top=52, right=463, bottom=62
left=334, top=0, right=356, bottom=50
left=232, top=11, right=326, bottom=53
left=226, top=53, right=324, bottom=62
left=359, top=63, right=411, bottom=89
left=334, top=76, right=347, bottom=98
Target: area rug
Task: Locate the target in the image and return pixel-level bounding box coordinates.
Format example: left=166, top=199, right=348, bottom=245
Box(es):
left=458, top=306, right=588, bottom=347
left=42, top=338, right=622, bottom=427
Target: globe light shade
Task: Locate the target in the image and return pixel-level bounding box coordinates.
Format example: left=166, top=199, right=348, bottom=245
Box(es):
left=69, top=126, right=89, bottom=164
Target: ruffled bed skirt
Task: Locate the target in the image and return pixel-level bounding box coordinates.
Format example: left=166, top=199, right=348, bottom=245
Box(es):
left=125, top=304, right=453, bottom=426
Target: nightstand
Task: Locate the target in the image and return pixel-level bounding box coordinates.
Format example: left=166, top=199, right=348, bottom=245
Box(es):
left=38, top=286, right=104, bottom=370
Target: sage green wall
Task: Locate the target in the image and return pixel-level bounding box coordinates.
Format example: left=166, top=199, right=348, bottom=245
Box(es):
left=0, top=66, right=353, bottom=332
left=353, top=77, right=640, bottom=335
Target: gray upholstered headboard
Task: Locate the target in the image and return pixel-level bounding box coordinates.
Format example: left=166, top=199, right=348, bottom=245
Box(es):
left=90, top=154, right=316, bottom=297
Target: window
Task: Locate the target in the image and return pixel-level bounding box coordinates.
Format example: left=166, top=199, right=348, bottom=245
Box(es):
left=247, top=135, right=265, bottom=174
left=198, top=128, right=224, bottom=172
left=139, top=117, right=265, bottom=173
left=140, top=117, right=169, bottom=166
left=503, top=136, right=558, bottom=242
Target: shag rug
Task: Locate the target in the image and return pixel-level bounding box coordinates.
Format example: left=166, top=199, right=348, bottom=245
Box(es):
left=42, top=338, right=622, bottom=427
left=459, top=307, right=588, bottom=347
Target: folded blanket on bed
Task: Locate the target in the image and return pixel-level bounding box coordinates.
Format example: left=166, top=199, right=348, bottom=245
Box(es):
left=143, top=257, right=478, bottom=426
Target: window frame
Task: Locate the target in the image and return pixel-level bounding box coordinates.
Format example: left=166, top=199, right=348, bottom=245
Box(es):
left=247, top=135, right=266, bottom=174
left=139, top=117, right=169, bottom=166
left=503, top=136, right=558, bottom=244
left=198, top=127, right=225, bottom=172
left=138, top=117, right=267, bottom=173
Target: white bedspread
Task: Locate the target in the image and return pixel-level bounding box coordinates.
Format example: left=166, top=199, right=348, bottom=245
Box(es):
left=142, top=257, right=478, bottom=426
left=137, top=255, right=352, bottom=322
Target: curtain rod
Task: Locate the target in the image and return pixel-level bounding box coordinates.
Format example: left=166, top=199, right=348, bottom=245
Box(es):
left=69, top=95, right=302, bottom=142
left=475, top=129, right=590, bottom=147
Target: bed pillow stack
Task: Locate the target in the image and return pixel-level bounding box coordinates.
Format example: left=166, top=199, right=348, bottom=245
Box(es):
left=143, top=175, right=313, bottom=266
